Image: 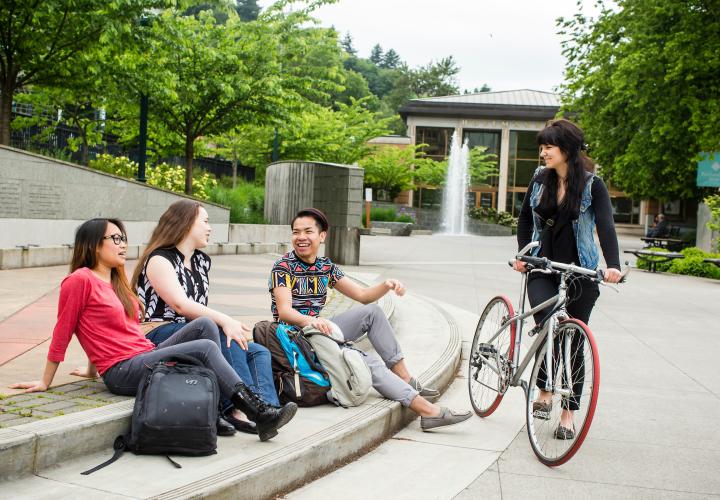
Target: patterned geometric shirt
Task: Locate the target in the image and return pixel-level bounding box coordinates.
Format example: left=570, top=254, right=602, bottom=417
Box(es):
left=268, top=251, right=345, bottom=321
left=137, top=247, right=211, bottom=323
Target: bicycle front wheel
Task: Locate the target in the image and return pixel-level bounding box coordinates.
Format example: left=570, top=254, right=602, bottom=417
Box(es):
left=468, top=295, right=516, bottom=417
left=526, top=318, right=600, bottom=466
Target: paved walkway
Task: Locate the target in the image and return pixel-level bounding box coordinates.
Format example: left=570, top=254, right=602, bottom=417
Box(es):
left=0, top=254, right=358, bottom=428
left=288, top=233, right=720, bottom=499
left=3, top=233, right=719, bottom=498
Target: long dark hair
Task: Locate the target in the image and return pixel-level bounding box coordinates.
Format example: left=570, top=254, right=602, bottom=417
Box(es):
left=536, top=119, right=595, bottom=216
left=131, top=200, right=202, bottom=289
left=71, top=218, right=139, bottom=319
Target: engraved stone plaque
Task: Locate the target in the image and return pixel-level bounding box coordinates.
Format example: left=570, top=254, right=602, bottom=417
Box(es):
left=26, top=183, right=63, bottom=218
left=0, top=179, right=22, bottom=217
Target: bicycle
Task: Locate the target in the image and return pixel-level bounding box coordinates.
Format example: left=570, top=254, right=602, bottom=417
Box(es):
left=467, top=241, right=626, bottom=466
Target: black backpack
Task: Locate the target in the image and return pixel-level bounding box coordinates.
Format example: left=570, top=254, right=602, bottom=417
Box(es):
left=82, top=355, right=219, bottom=474
left=253, top=320, right=331, bottom=407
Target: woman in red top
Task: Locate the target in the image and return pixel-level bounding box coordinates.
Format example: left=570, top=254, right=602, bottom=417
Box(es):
left=10, top=218, right=296, bottom=442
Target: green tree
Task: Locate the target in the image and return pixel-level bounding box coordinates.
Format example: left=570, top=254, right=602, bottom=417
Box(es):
left=360, top=145, right=419, bottom=200
left=706, top=194, right=720, bottom=251
left=409, top=56, right=460, bottom=97
left=340, top=32, right=357, bottom=56
left=235, top=0, right=261, bottom=21
left=112, top=10, right=285, bottom=195
left=463, top=84, right=491, bottom=94
left=369, top=44, right=384, bottom=65
left=381, top=49, right=401, bottom=69
left=412, top=145, right=497, bottom=188
left=0, top=0, right=173, bottom=146
left=233, top=97, right=390, bottom=176
left=558, top=0, right=720, bottom=200
left=469, top=145, right=498, bottom=185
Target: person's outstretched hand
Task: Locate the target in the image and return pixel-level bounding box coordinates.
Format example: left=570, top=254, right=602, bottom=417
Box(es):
left=9, top=381, right=48, bottom=393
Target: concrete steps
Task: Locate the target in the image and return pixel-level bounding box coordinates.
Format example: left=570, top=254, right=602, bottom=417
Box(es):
left=0, top=293, right=461, bottom=499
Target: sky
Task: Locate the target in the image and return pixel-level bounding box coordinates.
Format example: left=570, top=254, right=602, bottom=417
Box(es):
left=259, top=0, right=601, bottom=93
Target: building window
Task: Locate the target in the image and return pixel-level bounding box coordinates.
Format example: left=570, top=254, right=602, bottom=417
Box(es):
left=506, top=130, right=541, bottom=216
left=463, top=129, right=501, bottom=187
left=416, top=127, right=454, bottom=160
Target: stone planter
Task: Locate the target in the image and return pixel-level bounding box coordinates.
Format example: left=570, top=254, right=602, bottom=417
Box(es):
left=370, top=221, right=414, bottom=236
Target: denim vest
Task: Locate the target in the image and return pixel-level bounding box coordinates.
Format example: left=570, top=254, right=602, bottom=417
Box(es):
left=528, top=167, right=600, bottom=270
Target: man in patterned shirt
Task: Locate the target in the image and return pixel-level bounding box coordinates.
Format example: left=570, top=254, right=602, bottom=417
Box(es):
left=269, top=208, right=471, bottom=430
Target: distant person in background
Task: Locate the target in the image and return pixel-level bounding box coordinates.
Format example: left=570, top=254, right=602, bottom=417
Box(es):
left=646, top=213, right=669, bottom=237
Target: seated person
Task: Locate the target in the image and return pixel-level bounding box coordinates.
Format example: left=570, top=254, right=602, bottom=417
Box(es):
left=269, top=208, right=471, bottom=431
left=10, top=218, right=296, bottom=442
left=131, top=200, right=278, bottom=435
left=646, top=213, right=669, bottom=238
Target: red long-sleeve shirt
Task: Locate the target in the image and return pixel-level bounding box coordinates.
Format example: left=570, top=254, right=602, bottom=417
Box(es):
left=47, top=267, right=155, bottom=375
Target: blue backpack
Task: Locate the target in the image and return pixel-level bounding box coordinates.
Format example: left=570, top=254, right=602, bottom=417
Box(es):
left=253, top=321, right=331, bottom=406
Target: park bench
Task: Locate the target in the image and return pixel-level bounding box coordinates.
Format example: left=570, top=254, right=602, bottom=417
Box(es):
left=640, top=225, right=688, bottom=251
left=624, top=249, right=684, bottom=273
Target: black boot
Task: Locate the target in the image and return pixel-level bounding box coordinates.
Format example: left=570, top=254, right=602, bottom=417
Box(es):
left=231, top=383, right=298, bottom=442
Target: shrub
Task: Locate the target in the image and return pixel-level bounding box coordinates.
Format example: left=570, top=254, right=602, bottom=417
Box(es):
left=667, top=247, right=720, bottom=279
left=209, top=183, right=266, bottom=224
left=370, top=207, right=397, bottom=222
left=369, top=206, right=416, bottom=224
left=88, top=154, right=217, bottom=200
left=635, top=247, right=673, bottom=273
left=469, top=207, right=518, bottom=230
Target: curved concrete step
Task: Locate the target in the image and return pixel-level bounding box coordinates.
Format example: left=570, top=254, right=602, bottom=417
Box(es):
left=1, top=292, right=461, bottom=499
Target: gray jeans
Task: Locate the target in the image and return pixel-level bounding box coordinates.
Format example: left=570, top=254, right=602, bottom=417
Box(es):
left=331, top=304, right=418, bottom=407
left=103, top=317, right=241, bottom=399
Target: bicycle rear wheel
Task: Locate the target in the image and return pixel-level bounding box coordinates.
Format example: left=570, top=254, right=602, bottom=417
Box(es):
left=468, top=296, right=516, bottom=417
left=526, top=318, right=600, bottom=466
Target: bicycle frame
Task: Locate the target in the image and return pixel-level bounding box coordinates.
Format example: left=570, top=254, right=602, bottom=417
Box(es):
left=476, top=270, right=573, bottom=396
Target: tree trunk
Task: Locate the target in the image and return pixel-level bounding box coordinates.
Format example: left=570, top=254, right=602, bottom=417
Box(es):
left=0, top=80, right=15, bottom=146
left=185, top=134, right=194, bottom=195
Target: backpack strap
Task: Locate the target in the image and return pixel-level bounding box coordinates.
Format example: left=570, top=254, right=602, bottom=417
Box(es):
left=80, top=435, right=128, bottom=475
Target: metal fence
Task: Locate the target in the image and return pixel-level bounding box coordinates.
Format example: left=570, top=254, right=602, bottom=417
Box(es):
left=9, top=112, right=254, bottom=183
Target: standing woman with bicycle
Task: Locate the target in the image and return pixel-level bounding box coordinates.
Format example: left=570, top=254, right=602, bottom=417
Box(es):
left=512, top=119, right=622, bottom=440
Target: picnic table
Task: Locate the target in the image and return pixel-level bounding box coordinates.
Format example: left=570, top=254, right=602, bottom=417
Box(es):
left=639, top=236, right=687, bottom=251
left=624, top=249, right=684, bottom=273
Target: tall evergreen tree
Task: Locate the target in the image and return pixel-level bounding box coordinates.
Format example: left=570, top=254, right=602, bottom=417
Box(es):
left=369, top=44, right=384, bottom=65
left=340, top=32, right=357, bottom=55
left=235, top=0, right=260, bottom=21
left=381, top=49, right=401, bottom=69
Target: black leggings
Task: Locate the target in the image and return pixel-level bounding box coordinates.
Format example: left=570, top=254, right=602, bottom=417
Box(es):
left=528, top=275, right=599, bottom=411
left=103, top=317, right=242, bottom=399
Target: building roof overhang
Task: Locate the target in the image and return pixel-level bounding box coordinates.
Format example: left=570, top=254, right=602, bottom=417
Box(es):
left=399, top=101, right=560, bottom=123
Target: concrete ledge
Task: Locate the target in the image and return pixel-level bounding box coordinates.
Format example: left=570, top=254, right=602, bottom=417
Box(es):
left=0, top=293, right=460, bottom=498
left=0, top=400, right=133, bottom=481
left=0, top=242, right=292, bottom=270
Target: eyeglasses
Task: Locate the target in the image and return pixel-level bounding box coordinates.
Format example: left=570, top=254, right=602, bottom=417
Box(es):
left=103, top=234, right=128, bottom=245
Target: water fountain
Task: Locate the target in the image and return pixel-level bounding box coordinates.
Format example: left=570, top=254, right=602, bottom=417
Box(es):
left=441, top=131, right=470, bottom=234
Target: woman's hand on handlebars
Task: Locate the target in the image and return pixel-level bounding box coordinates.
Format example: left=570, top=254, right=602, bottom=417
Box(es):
left=511, top=259, right=528, bottom=273
left=603, top=268, right=622, bottom=284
